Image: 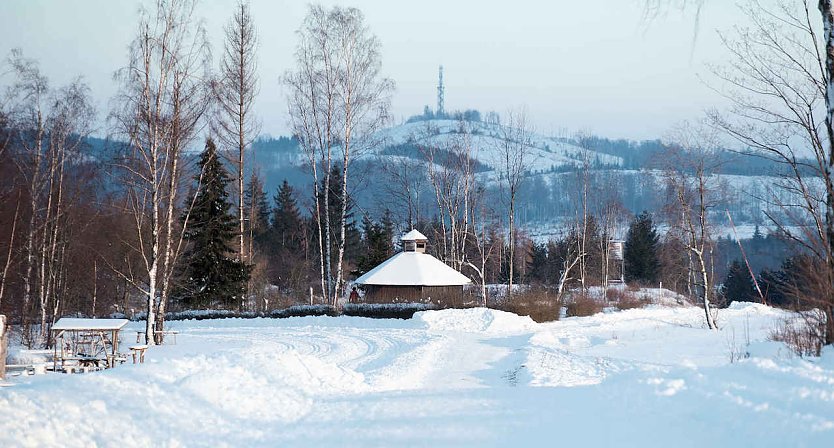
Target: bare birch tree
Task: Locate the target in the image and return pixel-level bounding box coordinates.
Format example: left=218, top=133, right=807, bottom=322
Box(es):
left=497, top=110, right=533, bottom=299
left=6, top=49, right=48, bottom=330
left=38, top=81, right=95, bottom=340
left=419, top=119, right=478, bottom=271
left=651, top=0, right=834, bottom=349
left=4, top=50, right=94, bottom=343
left=569, top=139, right=594, bottom=292
left=710, top=0, right=834, bottom=343
left=464, top=180, right=498, bottom=306
left=664, top=122, right=721, bottom=329
left=284, top=5, right=393, bottom=306
left=213, top=1, right=260, bottom=280
left=112, top=0, right=209, bottom=345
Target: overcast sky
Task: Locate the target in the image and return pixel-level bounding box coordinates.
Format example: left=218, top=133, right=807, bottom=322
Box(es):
left=0, top=0, right=745, bottom=141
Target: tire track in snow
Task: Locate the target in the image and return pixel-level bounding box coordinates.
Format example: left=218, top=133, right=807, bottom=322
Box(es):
left=178, top=324, right=437, bottom=392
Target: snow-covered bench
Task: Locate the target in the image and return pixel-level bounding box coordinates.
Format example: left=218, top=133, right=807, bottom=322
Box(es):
left=129, top=345, right=148, bottom=364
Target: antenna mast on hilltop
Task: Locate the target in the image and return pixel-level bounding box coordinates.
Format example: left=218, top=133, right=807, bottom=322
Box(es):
left=437, top=65, right=445, bottom=117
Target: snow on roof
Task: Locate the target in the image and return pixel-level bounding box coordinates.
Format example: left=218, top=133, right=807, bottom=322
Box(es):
left=52, top=318, right=130, bottom=331
left=401, top=229, right=428, bottom=241
left=354, top=251, right=471, bottom=286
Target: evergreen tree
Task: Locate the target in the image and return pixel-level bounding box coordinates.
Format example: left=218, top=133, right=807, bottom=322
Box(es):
left=180, top=138, right=249, bottom=308
left=528, top=243, right=550, bottom=284
left=623, top=211, right=660, bottom=285
left=244, top=171, right=270, bottom=241
left=272, top=179, right=302, bottom=250
left=357, top=210, right=395, bottom=275
left=759, top=268, right=787, bottom=307
left=723, top=260, right=755, bottom=305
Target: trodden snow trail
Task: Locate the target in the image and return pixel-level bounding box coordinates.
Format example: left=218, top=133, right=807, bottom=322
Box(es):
left=0, top=304, right=832, bottom=447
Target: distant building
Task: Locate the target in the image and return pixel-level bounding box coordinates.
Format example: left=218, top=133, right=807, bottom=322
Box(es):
left=608, top=239, right=625, bottom=284
left=354, top=230, right=471, bottom=305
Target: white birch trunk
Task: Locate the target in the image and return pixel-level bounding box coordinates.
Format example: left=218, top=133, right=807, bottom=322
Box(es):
left=819, top=0, right=834, bottom=345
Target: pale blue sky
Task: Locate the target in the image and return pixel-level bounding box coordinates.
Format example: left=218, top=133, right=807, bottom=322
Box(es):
left=0, top=0, right=744, bottom=140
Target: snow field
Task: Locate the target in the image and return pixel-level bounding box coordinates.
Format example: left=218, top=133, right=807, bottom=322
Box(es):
left=1, top=304, right=832, bottom=447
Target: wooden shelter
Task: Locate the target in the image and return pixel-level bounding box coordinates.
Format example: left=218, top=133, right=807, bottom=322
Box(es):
left=51, top=318, right=129, bottom=372
left=354, top=230, right=472, bottom=305
left=607, top=239, right=625, bottom=284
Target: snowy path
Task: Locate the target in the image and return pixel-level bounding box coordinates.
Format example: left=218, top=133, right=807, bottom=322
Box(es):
left=1, top=304, right=833, bottom=447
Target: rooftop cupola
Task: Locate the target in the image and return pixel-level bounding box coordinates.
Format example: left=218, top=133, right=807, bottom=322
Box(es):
left=401, top=229, right=428, bottom=253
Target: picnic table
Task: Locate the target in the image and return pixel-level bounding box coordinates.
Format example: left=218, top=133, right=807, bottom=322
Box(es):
left=51, top=318, right=129, bottom=372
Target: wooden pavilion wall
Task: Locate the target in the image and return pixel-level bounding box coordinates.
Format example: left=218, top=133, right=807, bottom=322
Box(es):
left=360, top=285, right=471, bottom=307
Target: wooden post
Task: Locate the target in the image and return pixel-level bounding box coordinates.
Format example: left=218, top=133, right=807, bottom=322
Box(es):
left=0, top=315, right=7, bottom=380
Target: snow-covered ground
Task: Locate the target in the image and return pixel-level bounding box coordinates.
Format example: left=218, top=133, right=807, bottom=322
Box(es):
left=1, top=303, right=832, bottom=447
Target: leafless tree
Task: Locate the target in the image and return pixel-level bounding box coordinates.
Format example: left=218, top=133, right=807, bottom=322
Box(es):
left=5, top=49, right=48, bottom=330
left=497, top=109, right=533, bottom=299
left=39, top=81, right=95, bottom=340
left=378, top=153, right=425, bottom=228
left=664, top=122, right=721, bottom=329
left=284, top=5, right=393, bottom=306
left=556, top=237, right=583, bottom=305
left=4, top=50, right=95, bottom=343
left=464, top=182, right=499, bottom=306
left=569, top=139, right=594, bottom=291
left=594, top=174, right=629, bottom=291
left=419, top=120, right=477, bottom=271
left=710, top=0, right=834, bottom=343
left=213, top=1, right=260, bottom=279
left=112, top=0, right=209, bottom=345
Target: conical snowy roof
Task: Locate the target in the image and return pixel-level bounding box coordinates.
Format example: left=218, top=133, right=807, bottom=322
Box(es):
left=354, top=251, right=471, bottom=286
left=401, top=229, right=428, bottom=241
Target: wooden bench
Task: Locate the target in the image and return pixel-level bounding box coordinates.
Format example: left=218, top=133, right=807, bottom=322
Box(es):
left=5, top=364, right=34, bottom=376
left=129, top=345, right=149, bottom=364
left=58, top=356, right=107, bottom=373
left=106, top=353, right=128, bottom=368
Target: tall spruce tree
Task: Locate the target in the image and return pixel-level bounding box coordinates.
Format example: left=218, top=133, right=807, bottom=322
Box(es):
left=723, top=260, right=755, bottom=306
left=624, top=211, right=660, bottom=285
left=245, top=171, right=271, bottom=242
left=180, top=138, right=249, bottom=308
left=272, top=179, right=302, bottom=250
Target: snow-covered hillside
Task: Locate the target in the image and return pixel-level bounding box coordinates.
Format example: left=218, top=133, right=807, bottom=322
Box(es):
left=1, top=303, right=832, bottom=446
left=252, top=120, right=817, bottom=231
left=372, top=119, right=623, bottom=175
left=261, top=119, right=622, bottom=175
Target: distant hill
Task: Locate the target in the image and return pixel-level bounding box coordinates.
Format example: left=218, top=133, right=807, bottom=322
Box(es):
left=83, top=118, right=819, bottom=233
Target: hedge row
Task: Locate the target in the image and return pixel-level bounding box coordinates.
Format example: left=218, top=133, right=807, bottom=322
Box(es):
left=126, top=303, right=437, bottom=322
